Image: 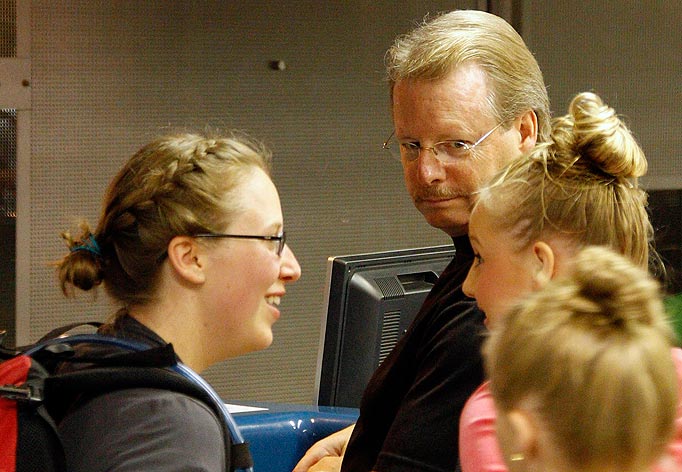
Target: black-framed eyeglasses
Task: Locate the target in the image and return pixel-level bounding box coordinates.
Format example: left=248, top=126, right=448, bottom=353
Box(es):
left=382, top=122, right=504, bottom=163
left=194, top=232, right=287, bottom=256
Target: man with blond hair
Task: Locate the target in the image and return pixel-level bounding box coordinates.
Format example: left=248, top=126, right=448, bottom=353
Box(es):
left=294, top=9, right=550, bottom=472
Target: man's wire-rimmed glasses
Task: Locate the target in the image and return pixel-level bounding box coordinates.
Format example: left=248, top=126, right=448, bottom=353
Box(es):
left=194, top=232, right=287, bottom=256
left=382, top=122, right=504, bottom=163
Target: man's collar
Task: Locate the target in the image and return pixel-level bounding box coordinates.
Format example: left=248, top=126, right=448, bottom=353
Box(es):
left=451, top=234, right=473, bottom=257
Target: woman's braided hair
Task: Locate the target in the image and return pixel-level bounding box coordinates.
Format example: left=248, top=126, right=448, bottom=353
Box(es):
left=57, top=131, right=271, bottom=309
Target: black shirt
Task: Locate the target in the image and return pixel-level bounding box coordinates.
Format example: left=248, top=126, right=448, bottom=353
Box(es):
left=341, top=236, right=486, bottom=472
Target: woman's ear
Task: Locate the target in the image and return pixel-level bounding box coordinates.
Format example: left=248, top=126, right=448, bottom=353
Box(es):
left=532, top=241, right=555, bottom=289
left=166, top=236, right=206, bottom=285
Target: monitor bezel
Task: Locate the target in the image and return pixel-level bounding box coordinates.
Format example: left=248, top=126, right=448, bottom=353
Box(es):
left=314, top=244, right=456, bottom=406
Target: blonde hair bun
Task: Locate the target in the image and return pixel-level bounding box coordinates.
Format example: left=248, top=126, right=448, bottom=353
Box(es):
left=569, top=246, right=664, bottom=333
left=554, top=91, right=647, bottom=180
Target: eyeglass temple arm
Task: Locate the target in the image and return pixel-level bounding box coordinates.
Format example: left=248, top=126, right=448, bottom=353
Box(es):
left=382, top=131, right=395, bottom=149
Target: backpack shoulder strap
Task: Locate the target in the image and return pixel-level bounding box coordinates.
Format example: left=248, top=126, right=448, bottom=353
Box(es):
left=34, top=333, right=254, bottom=472
left=1, top=353, right=67, bottom=472
left=36, top=322, right=104, bottom=344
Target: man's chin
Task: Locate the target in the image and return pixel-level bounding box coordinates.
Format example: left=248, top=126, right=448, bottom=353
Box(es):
left=420, top=210, right=469, bottom=236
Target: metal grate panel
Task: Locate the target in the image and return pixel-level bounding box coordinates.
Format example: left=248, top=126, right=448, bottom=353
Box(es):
left=0, top=0, right=15, bottom=57
left=379, top=311, right=401, bottom=365
left=1, top=109, right=16, bottom=217
left=0, top=108, right=15, bottom=346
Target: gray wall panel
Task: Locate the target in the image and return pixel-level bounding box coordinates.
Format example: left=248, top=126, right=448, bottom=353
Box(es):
left=522, top=0, right=682, bottom=189
left=24, top=0, right=462, bottom=404
left=15, top=0, right=681, bottom=405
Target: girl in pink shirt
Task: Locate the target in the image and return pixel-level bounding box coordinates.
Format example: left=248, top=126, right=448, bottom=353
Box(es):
left=483, top=247, right=679, bottom=472
left=458, top=91, right=682, bottom=472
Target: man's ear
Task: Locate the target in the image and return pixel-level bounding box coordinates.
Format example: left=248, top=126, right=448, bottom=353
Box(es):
left=166, top=236, right=205, bottom=285
left=532, top=240, right=555, bottom=289
left=515, top=109, right=538, bottom=154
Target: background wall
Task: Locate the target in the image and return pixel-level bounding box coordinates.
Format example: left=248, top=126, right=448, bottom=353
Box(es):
left=521, top=0, right=681, bottom=189
left=14, top=0, right=467, bottom=404
left=520, top=0, right=682, bottom=292
left=3, top=0, right=681, bottom=404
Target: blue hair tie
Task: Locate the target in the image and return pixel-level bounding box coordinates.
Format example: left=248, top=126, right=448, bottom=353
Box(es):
left=70, top=234, right=102, bottom=258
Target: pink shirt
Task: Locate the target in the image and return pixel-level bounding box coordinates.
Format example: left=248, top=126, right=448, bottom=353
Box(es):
left=459, top=347, right=682, bottom=472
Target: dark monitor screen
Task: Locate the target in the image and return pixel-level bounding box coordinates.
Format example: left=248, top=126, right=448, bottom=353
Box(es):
left=315, top=244, right=456, bottom=408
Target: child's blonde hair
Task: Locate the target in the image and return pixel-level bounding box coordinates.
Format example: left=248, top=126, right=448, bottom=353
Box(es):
left=486, top=246, right=677, bottom=471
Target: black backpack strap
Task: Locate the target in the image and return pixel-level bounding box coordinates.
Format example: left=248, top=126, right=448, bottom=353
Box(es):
left=170, top=362, right=254, bottom=471
left=44, top=366, right=251, bottom=471
left=37, top=334, right=253, bottom=472
left=231, top=443, right=253, bottom=471
left=44, top=366, right=220, bottom=422
left=37, top=342, right=178, bottom=368
left=36, top=322, right=104, bottom=344
left=1, top=322, right=106, bottom=356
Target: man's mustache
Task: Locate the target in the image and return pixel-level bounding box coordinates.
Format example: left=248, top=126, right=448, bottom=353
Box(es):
left=412, top=186, right=467, bottom=201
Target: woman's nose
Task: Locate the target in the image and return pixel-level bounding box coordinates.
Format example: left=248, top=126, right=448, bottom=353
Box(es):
left=462, top=265, right=476, bottom=299
left=280, top=244, right=302, bottom=282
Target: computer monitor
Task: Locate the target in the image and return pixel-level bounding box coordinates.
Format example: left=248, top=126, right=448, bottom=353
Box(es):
left=315, top=244, right=456, bottom=408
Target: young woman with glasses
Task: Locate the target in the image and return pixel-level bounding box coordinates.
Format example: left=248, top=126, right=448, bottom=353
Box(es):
left=55, top=131, right=301, bottom=472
